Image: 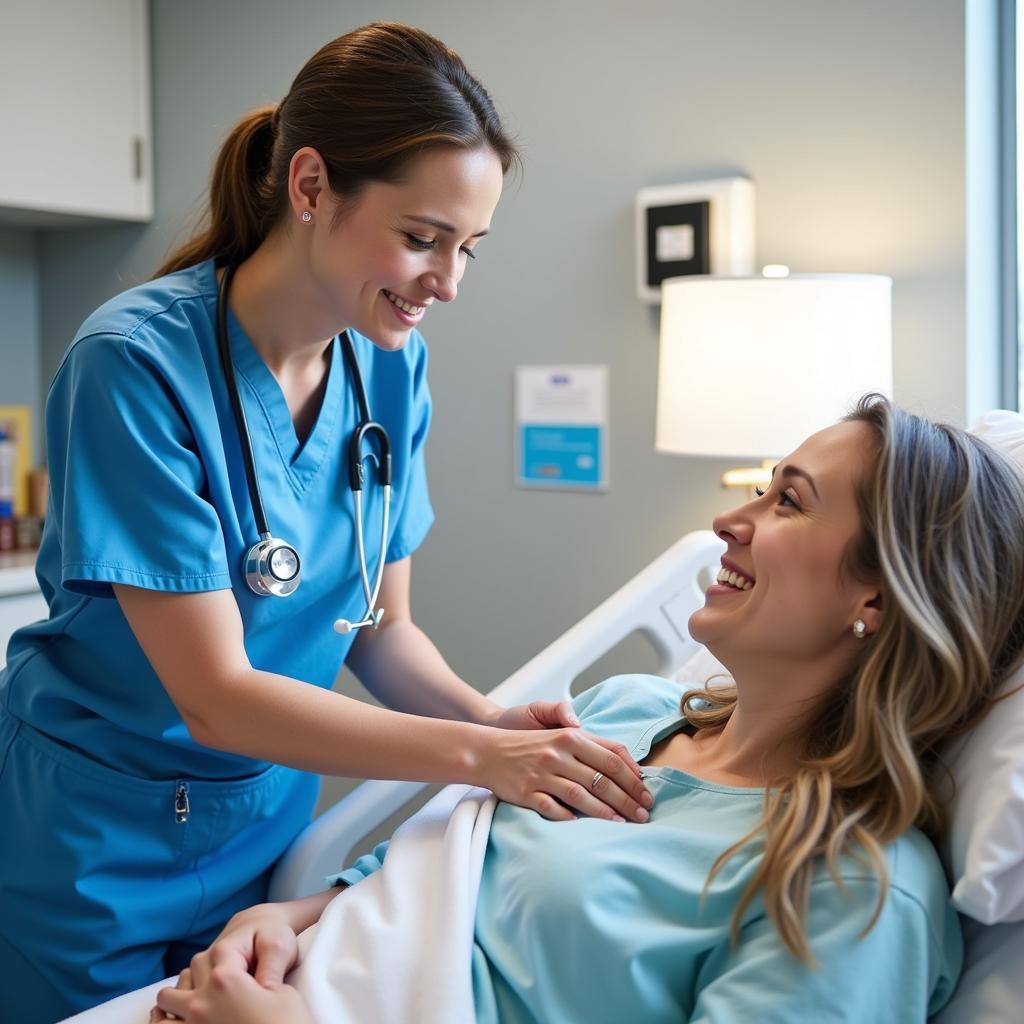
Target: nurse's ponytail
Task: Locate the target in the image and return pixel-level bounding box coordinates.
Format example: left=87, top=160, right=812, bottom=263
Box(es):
left=156, top=106, right=278, bottom=277
left=155, top=22, right=518, bottom=278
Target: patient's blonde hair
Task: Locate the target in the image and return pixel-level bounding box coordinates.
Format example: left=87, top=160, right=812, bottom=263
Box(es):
left=685, top=394, right=1024, bottom=964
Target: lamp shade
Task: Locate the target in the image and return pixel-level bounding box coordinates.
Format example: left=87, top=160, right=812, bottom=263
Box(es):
left=655, top=274, right=892, bottom=459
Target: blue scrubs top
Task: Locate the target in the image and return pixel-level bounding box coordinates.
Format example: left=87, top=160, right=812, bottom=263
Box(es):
left=336, top=676, right=962, bottom=1023
left=1, top=259, right=434, bottom=780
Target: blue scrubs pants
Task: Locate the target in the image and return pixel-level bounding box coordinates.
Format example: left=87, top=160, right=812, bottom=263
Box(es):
left=0, top=711, right=319, bottom=1022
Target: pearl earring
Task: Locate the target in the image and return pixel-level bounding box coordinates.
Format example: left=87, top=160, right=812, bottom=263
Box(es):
left=852, top=619, right=868, bottom=639
left=301, top=211, right=312, bottom=223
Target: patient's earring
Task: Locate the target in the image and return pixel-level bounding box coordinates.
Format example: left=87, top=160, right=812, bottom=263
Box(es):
left=301, top=211, right=312, bottom=223
left=852, top=619, right=868, bottom=639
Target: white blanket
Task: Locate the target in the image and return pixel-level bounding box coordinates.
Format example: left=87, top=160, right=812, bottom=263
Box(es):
left=61, top=784, right=496, bottom=1024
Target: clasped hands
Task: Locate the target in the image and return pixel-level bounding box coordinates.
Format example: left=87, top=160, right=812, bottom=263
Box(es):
left=150, top=903, right=312, bottom=1024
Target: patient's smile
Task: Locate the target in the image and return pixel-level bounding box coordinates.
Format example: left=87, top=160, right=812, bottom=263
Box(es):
left=716, top=566, right=754, bottom=591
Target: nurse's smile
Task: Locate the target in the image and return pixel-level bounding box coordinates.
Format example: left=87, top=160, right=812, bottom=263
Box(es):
left=382, top=289, right=429, bottom=325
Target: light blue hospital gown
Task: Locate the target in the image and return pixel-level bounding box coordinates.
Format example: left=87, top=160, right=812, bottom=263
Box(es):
left=0, top=258, right=434, bottom=1021
left=336, top=675, right=962, bottom=1023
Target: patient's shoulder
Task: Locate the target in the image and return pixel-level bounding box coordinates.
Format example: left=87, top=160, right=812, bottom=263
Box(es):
left=814, top=826, right=955, bottom=945
left=832, top=828, right=948, bottom=901
left=572, top=675, right=687, bottom=740
left=884, top=827, right=955, bottom=921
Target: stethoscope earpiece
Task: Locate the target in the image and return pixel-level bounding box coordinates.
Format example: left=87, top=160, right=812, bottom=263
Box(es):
left=333, top=606, right=384, bottom=635
left=217, top=264, right=392, bottom=630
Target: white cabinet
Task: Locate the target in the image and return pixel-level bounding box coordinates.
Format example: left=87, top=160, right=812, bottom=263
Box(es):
left=0, top=0, right=153, bottom=226
left=0, top=556, right=47, bottom=670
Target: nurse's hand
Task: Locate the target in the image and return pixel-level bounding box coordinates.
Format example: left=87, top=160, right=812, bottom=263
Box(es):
left=477, top=727, right=653, bottom=823
left=489, top=699, right=582, bottom=731
left=152, top=966, right=312, bottom=1024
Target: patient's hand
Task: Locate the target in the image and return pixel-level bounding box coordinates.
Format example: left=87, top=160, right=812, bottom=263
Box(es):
left=150, top=892, right=338, bottom=1020
left=151, top=965, right=312, bottom=1024
left=187, top=903, right=302, bottom=988
left=173, top=889, right=336, bottom=995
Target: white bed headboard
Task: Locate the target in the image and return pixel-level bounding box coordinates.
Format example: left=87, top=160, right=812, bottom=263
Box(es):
left=270, top=529, right=724, bottom=900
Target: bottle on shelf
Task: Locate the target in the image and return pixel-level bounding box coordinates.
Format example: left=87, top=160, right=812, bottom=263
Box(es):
left=0, top=423, right=15, bottom=552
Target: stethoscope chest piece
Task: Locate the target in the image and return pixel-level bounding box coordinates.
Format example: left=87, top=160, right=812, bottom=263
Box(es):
left=244, top=534, right=301, bottom=597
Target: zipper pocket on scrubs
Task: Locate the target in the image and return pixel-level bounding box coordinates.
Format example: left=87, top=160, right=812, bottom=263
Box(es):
left=174, top=781, right=190, bottom=823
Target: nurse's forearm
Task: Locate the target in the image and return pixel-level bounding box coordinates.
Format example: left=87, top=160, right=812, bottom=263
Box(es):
left=112, top=583, right=495, bottom=780
left=346, top=618, right=501, bottom=725
left=188, top=668, right=488, bottom=782
left=115, top=586, right=654, bottom=821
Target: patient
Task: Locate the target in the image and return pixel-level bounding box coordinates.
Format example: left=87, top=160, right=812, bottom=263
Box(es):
left=151, top=395, right=1024, bottom=1023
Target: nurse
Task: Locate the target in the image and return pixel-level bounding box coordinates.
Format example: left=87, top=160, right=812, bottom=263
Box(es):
left=0, top=22, right=652, bottom=1022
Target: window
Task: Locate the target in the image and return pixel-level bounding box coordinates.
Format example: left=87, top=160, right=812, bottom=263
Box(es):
left=1016, top=1, right=1024, bottom=408
left=968, top=0, right=1019, bottom=415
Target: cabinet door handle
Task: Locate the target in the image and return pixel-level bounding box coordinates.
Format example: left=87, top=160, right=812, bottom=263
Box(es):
left=133, top=137, right=144, bottom=180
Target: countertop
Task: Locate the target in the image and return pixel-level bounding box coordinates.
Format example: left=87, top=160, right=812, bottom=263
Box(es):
left=0, top=551, right=40, bottom=596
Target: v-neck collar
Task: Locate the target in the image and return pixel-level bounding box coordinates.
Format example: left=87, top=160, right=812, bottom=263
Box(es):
left=632, top=708, right=691, bottom=762
left=222, top=301, right=344, bottom=493
left=633, top=702, right=766, bottom=795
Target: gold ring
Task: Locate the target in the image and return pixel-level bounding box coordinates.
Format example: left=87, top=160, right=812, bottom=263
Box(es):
left=590, top=771, right=604, bottom=790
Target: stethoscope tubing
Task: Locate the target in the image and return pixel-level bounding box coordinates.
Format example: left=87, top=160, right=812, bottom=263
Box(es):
left=217, top=264, right=273, bottom=538
left=353, top=484, right=391, bottom=629
left=216, top=262, right=392, bottom=626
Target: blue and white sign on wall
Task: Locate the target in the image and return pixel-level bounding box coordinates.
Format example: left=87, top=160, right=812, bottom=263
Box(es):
left=515, top=365, right=608, bottom=491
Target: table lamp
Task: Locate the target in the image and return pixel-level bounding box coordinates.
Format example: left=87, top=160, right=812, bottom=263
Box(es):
left=655, top=270, right=893, bottom=492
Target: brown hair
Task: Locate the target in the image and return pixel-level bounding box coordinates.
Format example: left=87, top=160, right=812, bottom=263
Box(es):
left=686, top=394, right=1024, bottom=963
left=155, top=22, right=518, bottom=277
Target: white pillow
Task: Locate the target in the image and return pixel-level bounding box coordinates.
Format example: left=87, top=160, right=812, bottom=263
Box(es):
left=944, top=409, right=1024, bottom=923
left=673, top=645, right=731, bottom=691
left=675, top=410, right=1024, bottom=924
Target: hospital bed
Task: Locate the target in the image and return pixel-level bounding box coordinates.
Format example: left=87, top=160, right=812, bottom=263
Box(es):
left=63, top=524, right=1024, bottom=1023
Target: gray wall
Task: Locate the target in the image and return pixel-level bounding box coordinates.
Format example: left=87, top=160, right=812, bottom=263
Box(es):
left=31, top=1, right=965, bottom=807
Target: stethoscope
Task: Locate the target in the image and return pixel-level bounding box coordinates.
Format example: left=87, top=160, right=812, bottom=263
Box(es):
left=216, top=264, right=392, bottom=634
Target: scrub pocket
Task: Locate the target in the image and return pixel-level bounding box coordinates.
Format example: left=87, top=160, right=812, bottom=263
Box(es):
left=0, top=710, right=319, bottom=1021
